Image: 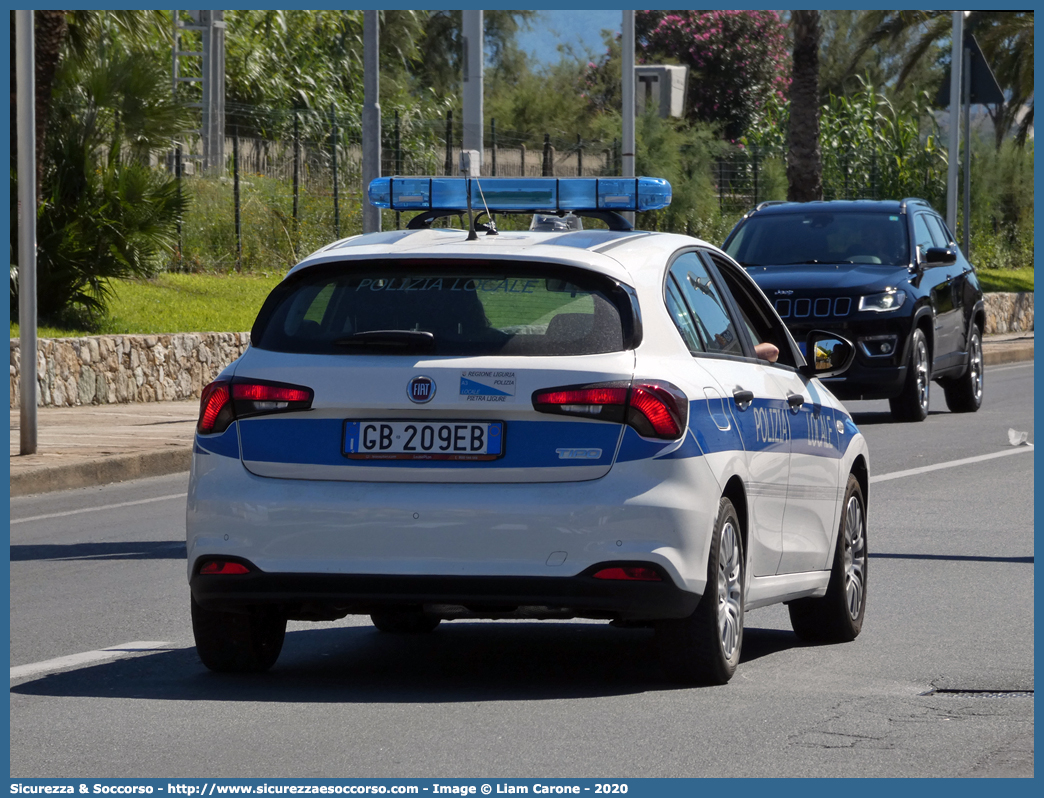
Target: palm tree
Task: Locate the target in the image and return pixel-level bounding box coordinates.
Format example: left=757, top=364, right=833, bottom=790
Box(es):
left=787, top=10, right=822, bottom=202
left=8, top=10, right=67, bottom=204
left=846, top=11, right=1033, bottom=149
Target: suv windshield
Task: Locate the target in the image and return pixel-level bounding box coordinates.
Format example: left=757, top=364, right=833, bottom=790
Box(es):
left=251, top=260, right=637, bottom=357
left=725, top=211, right=910, bottom=267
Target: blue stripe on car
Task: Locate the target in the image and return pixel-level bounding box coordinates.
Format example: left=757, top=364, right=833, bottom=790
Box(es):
left=194, top=425, right=240, bottom=458
left=226, top=402, right=859, bottom=468
left=238, top=418, right=623, bottom=469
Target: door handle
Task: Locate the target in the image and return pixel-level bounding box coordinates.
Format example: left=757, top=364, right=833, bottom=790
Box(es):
left=787, top=393, right=805, bottom=411
left=733, top=389, right=754, bottom=409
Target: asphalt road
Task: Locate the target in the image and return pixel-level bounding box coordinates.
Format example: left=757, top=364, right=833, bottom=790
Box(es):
left=9, top=361, right=1034, bottom=778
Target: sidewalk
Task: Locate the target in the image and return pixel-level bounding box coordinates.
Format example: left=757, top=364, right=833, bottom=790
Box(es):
left=9, top=332, right=1033, bottom=497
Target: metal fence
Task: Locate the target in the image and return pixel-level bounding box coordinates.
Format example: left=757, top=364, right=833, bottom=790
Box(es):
left=169, top=109, right=941, bottom=272
left=169, top=110, right=625, bottom=271
left=714, top=144, right=945, bottom=213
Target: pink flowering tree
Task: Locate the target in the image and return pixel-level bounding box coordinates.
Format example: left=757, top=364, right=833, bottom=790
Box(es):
left=635, top=10, right=790, bottom=140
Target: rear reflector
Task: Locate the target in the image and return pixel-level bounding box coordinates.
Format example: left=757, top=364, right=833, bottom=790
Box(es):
left=199, top=560, right=250, bottom=575
left=532, top=380, right=687, bottom=440
left=593, top=566, right=662, bottom=581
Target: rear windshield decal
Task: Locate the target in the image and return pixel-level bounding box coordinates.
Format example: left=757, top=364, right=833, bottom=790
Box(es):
left=460, top=370, right=516, bottom=402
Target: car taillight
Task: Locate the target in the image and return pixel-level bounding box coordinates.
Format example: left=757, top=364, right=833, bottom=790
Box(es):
left=532, top=380, right=687, bottom=440
left=593, top=566, right=662, bottom=581
left=532, top=383, right=630, bottom=422
left=626, top=382, right=686, bottom=439
left=232, top=381, right=313, bottom=417
left=197, top=380, right=233, bottom=434
left=196, top=378, right=314, bottom=435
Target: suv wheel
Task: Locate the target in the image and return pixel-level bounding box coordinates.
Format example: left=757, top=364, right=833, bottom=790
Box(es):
left=789, top=474, right=867, bottom=642
left=191, top=596, right=286, bottom=673
left=656, top=497, right=744, bottom=685
left=942, top=325, right=984, bottom=413
left=890, top=328, right=930, bottom=421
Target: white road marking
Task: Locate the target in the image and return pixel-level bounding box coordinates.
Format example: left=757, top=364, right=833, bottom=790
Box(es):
left=871, top=445, right=1033, bottom=484
left=10, top=493, right=187, bottom=525
left=10, top=641, right=175, bottom=681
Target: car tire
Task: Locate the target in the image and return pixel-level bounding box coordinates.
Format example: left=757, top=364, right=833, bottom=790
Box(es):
left=889, top=328, right=930, bottom=422
left=191, top=595, right=286, bottom=673
left=942, top=325, right=984, bottom=413
left=370, top=609, right=441, bottom=634
left=655, top=497, right=744, bottom=685
left=789, top=475, right=867, bottom=643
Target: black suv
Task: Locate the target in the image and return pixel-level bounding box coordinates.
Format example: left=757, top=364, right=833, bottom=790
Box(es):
left=723, top=199, right=985, bottom=421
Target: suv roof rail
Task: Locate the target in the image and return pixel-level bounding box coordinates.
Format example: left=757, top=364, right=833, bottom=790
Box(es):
left=755, top=200, right=789, bottom=211
left=900, top=197, right=931, bottom=212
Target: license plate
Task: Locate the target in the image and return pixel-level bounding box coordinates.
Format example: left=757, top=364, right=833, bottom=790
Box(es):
left=344, top=420, right=505, bottom=461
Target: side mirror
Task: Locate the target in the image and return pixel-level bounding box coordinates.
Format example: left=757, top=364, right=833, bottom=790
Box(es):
left=799, top=330, right=855, bottom=379
left=924, top=246, right=957, bottom=266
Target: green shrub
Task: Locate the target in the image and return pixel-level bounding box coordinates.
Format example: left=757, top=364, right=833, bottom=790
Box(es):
left=12, top=48, right=191, bottom=327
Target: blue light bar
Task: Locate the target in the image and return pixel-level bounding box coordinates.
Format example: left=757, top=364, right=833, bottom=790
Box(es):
left=367, top=177, right=672, bottom=213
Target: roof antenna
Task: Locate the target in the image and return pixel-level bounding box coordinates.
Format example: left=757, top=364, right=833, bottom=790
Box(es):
left=465, top=179, right=479, bottom=241
left=474, top=178, right=497, bottom=235
left=461, top=150, right=480, bottom=241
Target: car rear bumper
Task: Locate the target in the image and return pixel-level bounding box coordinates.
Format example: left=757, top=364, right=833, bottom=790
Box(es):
left=187, top=439, right=725, bottom=605
left=190, top=563, right=702, bottom=622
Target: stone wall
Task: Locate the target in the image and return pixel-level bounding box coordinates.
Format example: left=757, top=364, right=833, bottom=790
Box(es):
left=7, top=292, right=1034, bottom=408
left=982, top=292, right=1034, bottom=335
left=10, top=332, right=250, bottom=409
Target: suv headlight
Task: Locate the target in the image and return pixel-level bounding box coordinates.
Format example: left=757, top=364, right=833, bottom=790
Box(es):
left=859, top=289, right=906, bottom=312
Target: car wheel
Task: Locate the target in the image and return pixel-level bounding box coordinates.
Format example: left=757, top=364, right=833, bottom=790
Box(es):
left=191, top=595, right=286, bottom=673
left=656, top=497, right=744, bottom=685
left=370, top=608, right=441, bottom=634
left=889, top=328, right=930, bottom=421
left=789, top=475, right=867, bottom=642
left=942, top=325, right=984, bottom=413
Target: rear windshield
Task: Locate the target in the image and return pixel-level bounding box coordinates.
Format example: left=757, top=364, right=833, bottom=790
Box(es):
left=251, top=260, right=638, bottom=356
left=725, top=212, right=910, bottom=267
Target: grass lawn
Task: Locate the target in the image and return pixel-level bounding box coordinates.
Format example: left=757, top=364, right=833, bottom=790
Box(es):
left=10, top=267, right=1034, bottom=339
left=976, top=267, right=1034, bottom=294
left=10, top=272, right=284, bottom=339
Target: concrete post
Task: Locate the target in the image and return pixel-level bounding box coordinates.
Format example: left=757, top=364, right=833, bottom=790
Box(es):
left=946, top=11, right=963, bottom=233
left=621, top=10, right=636, bottom=225
left=362, top=10, right=382, bottom=233
left=462, top=10, right=483, bottom=171
left=16, top=10, right=38, bottom=453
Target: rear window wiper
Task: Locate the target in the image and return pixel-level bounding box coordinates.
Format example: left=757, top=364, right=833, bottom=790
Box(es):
left=332, top=330, right=436, bottom=351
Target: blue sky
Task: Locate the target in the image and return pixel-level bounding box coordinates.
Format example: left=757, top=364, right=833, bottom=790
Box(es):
left=515, top=9, right=622, bottom=65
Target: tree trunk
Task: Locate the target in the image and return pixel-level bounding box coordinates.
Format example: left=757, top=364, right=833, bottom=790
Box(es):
left=33, top=10, right=68, bottom=204
left=787, top=10, right=822, bottom=202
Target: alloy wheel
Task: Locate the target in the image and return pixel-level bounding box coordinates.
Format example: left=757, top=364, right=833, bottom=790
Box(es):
left=969, top=332, right=983, bottom=403
left=717, top=519, right=743, bottom=659
left=914, top=336, right=930, bottom=413
left=842, top=496, right=866, bottom=620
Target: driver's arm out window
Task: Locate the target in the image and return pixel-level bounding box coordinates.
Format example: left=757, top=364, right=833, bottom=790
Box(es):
left=708, top=253, right=797, bottom=369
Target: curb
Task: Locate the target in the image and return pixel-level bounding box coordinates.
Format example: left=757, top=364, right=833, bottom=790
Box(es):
left=11, top=448, right=191, bottom=497
left=983, top=343, right=1033, bottom=367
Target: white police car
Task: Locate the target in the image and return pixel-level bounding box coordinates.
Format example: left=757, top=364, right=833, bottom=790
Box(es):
left=187, top=176, right=869, bottom=684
